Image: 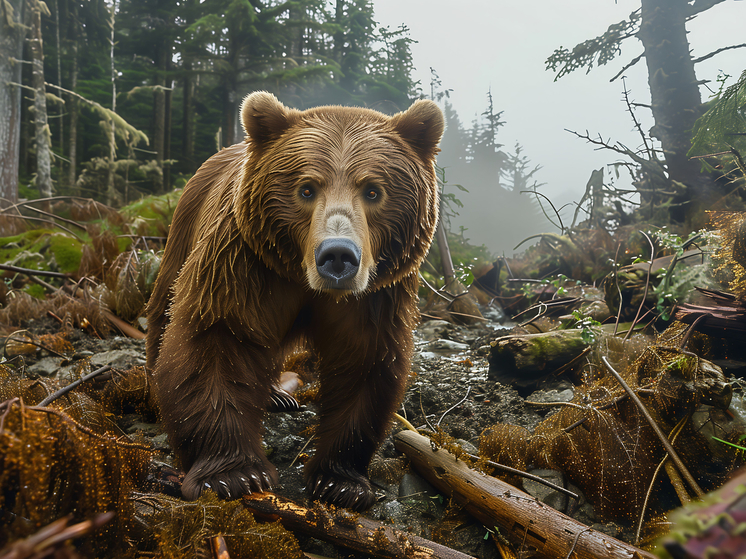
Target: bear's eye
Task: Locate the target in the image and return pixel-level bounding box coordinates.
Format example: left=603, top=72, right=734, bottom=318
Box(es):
left=365, top=187, right=380, bottom=201
left=299, top=185, right=315, bottom=199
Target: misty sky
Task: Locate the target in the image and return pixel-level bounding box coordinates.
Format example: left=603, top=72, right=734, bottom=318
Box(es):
left=374, top=0, right=745, bottom=254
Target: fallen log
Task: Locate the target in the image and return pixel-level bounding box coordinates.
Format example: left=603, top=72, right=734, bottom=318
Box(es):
left=394, top=429, right=656, bottom=559
left=242, top=493, right=475, bottom=559
left=488, top=329, right=588, bottom=387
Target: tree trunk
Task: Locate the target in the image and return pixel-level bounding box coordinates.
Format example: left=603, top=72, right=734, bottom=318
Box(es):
left=30, top=2, right=53, bottom=203
left=53, top=0, right=63, bottom=170
left=638, top=0, right=712, bottom=220
left=181, top=59, right=195, bottom=173
left=152, top=42, right=167, bottom=193
left=67, top=31, right=79, bottom=193
left=106, top=0, right=117, bottom=206
left=0, top=0, right=30, bottom=205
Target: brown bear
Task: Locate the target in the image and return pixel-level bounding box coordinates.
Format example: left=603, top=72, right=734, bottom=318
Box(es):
left=146, top=91, right=444, bottom=511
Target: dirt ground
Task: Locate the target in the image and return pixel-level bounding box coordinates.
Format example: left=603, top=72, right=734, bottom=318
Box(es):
left=14, top=305, right=640, bottom=558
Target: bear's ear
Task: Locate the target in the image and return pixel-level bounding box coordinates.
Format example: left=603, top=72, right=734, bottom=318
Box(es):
left=390, top=99, right=444, bottom=160
left=241, top=91, right=297, bottom=146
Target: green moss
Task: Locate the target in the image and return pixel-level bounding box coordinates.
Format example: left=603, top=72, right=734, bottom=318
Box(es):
left=48, top=233, right=84, bottom=274
left=23, top=284, right=47, bottom=300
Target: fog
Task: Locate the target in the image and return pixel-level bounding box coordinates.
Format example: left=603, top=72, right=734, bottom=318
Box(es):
left=374, top=1, right=746, bottom=256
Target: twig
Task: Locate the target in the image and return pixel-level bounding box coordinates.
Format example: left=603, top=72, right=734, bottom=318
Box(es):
left=565, top=528, right=593, bottom=559
left=437, top=387, right=470, bottom=427
left=624, top=231, right=655, bottom=342
left=521, top=190, right=567, bottom=235
left=610, top=52, right=644, bottom=82
left=612, top=242, right=623, bottom=336
left=289, top=435, right=315, bottom=469
left=0, top=263, right=69, bottom=278
left=678, top=312, right=711, bottom=351
left=601, top=356, right=704, bottom=497
left=38, top=364, right=112, bottom=407
left=418, top=272, right=453, bottom=303
left=634, top=412, right=690, bottom=545
left=5, top=330, right=70, bottom=359
left=461, top=452, right=579, bottom=501
left=0, top=214, right=84, bottom=241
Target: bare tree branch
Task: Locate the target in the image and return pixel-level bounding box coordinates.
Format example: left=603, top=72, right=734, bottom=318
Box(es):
left=692, top=43, right=746, bottom=64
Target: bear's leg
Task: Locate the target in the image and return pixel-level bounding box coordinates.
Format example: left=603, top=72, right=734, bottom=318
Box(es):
left=306, top=321, right=411, bottom=510
left=155, top=321, right=278, bottom=500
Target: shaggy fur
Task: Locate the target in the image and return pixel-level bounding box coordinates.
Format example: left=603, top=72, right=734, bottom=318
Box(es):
left=146, top=92, right=443, bottom=510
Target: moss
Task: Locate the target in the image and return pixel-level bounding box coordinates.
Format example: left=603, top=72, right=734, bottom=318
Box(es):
left=23, top=284, right=47, bottom=300
left=48, top=233, right=84, bottom=273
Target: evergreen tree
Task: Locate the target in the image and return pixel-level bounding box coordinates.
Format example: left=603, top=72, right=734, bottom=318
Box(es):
left=546, top=0, right=746, bottom=220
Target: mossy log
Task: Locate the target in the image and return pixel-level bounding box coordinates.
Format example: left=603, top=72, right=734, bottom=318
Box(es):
left=242, top=493, right=475, bottom=559
left=394, top=430, right=656, bottom=559
left=488, top=329, right=588, bottom=387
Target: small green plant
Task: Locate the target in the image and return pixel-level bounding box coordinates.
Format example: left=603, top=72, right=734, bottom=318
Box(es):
left=571, top=309, right=602, bottom=344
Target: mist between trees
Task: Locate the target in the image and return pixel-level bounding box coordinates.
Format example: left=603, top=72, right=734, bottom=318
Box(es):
left=2, top=0, right=745, bottom=261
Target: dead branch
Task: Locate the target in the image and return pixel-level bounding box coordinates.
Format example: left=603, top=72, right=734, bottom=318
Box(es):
left=394, top=430, right=656, bottom=559
left=242, top=493, right=475, bottom=559
left=38, top=364, right=113, bottom=407
left=0, top=263, right=69, bottom=279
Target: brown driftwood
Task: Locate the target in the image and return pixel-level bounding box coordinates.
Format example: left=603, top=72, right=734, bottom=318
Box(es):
left=394, top=430, right=656, bottom=559
left=242, top=493, right=475, bottom=559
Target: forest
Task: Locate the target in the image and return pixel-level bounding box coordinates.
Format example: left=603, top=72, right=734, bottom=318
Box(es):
left=2, top=0, right=746, bottom=558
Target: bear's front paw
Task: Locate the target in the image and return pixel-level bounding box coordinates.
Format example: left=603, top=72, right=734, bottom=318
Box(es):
left=182, top=458, right=279, bottom=501
left=306, top=470, right=377, bottom=511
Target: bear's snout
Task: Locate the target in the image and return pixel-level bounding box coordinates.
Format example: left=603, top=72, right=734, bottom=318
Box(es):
left=315, top=238, right=361, bottom=285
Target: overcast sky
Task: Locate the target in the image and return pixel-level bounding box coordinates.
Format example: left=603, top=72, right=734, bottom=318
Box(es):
left=373, top=0, right=745, bottom=245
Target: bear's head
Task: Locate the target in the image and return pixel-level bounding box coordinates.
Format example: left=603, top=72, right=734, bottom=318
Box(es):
left=235, top=91, right=444, bottom=296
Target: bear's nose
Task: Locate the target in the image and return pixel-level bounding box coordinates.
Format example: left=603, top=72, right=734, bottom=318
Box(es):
left=315, top=238, right=361, bottom=284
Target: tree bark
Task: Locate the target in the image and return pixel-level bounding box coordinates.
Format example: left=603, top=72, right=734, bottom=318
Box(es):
left=67, top=28, right=79, bottom=193
left=395, top=430, right=657, bottom=559
left=106, top=0, right=117, bottom=206
left=181, top=58, right=195, bottom=173
left=243, top=493, right=476, bottom=559
left=0, top=0, right=31, bottom=205
left=30, top=1, right=53, bottom=204
left=152, top=41, right=167, bottom=193
left=638, top=0, right=712, bottom=219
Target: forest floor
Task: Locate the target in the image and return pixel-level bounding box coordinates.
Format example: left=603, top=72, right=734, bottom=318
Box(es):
left=11, top=303, right=646, bottom=559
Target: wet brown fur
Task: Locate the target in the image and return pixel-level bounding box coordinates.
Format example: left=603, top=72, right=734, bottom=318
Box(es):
left=146, top=92, right=443, bottom=510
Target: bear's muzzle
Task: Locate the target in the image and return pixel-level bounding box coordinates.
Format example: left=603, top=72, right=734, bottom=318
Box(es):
left=315, top=237, right=361, bottom=286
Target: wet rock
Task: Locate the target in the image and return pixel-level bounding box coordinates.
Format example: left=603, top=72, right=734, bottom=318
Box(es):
left=28, top=357, right=62, bottom=377
left=90, top=349, right=146, bottom=369
left=421, top=339, right=469, bottom=354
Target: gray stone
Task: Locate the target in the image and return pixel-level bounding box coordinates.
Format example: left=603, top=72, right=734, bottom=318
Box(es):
left=90, top=349, right=146, bottom=369
left=28, top=357, right=62, bottom=377
left=398, top=472, right=438, bottom=500
left=421, top=339, right=469, bottom=354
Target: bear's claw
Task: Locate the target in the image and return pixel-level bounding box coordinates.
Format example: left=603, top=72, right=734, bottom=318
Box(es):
left=306, top=471, right=376, bottom=511
left=182, top=460, right=278, bottom=501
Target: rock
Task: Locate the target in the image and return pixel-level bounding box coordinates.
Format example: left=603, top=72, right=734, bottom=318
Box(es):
left=421, top=339, right=469, bottom=354
left=398, top=472, right=439, bottom=500
left=90, top=349, right=146, bottom=369
left=28, top=357, right=62, bottom=377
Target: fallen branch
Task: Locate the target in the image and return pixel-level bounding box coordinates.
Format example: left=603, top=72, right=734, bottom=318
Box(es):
left=394, top=429, right=656, bottom=559
left=242, top=493, right=475, bottom=559
left=0, top=263, right=69, bottom=279
left=101, top=310, right=146, bottom=339
left=38, top=364, right=113, bottom=407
